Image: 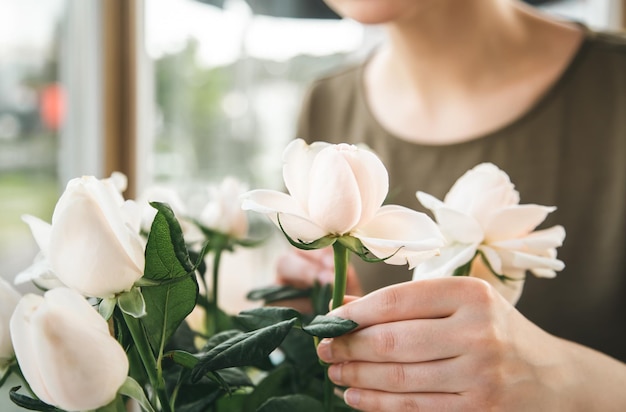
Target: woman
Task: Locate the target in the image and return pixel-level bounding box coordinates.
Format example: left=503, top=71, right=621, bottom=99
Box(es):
left=278, top=0, right=626, bottom=410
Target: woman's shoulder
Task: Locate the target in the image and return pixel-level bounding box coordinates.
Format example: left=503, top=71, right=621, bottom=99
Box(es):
left=303, top=61, right=364, bottom=108
left=297, top=60, right=368, bottom=143
left=580, top=28, right=626, bottom=66
left=587, top=28, right=626, bottom=51
left=561, top=27, right=626, bottom=105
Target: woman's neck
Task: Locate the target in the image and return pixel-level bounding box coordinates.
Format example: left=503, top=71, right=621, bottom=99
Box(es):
left=364, top=0, right=584, bottom=144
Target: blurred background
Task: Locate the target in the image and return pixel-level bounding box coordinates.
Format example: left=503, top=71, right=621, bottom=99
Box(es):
left=0, top=2, right=624, bottom=406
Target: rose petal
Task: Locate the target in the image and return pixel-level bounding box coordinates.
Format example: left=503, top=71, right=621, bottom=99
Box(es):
left=241, top=189, right=327, bottom=241
left=13, top=252, right=64, bottom=290
left=282, top=139, right=329, bottom=209
left=413, top=243, right=478, bottom=279
left=355, top=205, right=444, bottom=268
left=339, top=145, right=389, bottom=227
left=48, top=195, right=143, bottom=297
left=21, top=215, right=52, bottom=257
left=433, top=207, right=484, bottom=244
left=308, top=147, right=362, bottom=234
left=416, top=191, right=445, bottom=212
left=32, top=293, right=128, bottom=410
left=10, top=294, right=56, bottom=406
left=491, top=225, right=566, bottom=252
left=484, top=204, right=556, bottom=242
left=497, top=248, right=565, bottom=272
left=444, top=163, right=519, bottom=217
left=0, top=279, right=21, bottom=362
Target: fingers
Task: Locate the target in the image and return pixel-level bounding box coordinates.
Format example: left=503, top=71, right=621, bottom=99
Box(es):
left=276, top=248, right=334, bottom=288
left=328, top=276, right=496, bottom=330
left=327, top=358, right=467, bottom=394
left=342, top=388, right=466, bottom=412
left=317, top=318, right=460, bottom=363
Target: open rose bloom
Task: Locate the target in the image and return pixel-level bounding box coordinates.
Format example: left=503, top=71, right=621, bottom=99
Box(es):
left=414, top=163, right=566, bottom=304
left=242, top=139, right=443, bottom=268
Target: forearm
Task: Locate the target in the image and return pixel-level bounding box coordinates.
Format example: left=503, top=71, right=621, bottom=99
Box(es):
left=558, top=338, right=626, bottom=411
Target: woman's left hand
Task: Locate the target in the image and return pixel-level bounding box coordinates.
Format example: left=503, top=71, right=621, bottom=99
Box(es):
left=317, top=276, right=625, bottom=411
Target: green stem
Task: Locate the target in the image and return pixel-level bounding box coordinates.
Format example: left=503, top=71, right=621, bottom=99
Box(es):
left=331, top=242, right=349, bottom=310
left=122, top=312, right=172, bottom=412
left=325, top=241, right=351, bottom=412
left=324, top=370, right=335, bottom=412
left=210, top=243, right=224, bottom=336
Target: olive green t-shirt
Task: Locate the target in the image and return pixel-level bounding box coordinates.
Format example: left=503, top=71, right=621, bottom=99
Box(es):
left=296, top=29, right=626, bottom=361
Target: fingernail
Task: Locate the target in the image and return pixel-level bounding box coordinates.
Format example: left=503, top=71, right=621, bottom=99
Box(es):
left=344, top=388, right=360, bottom=407
left=327, top=364, right=342, bottom=384
left=317, top=338, right=333, bottom=362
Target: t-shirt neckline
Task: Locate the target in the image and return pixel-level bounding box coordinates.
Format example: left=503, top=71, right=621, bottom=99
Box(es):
left=356, top=24, right=592, bottom=149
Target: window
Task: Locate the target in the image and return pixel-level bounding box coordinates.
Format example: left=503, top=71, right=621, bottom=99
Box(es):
left=0, top=1, right=68, bottom=286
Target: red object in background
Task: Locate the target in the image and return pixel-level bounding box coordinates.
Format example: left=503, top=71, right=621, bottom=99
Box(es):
left=40, top=83, right=65, bottom=131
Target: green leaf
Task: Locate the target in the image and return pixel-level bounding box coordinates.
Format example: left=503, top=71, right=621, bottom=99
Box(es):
left=202, top=330, right=244, bottom=351
left=176, top=386, right=226, bottom=412
left=191, top=318, right=297, bottom=382
left=8, top=386, right=63, bottom=411
left=95, top=396, right=127, bottom=412
left=235, top=307, right=302, bottom=331
left=337, top=235, right=403, bottom=264
left=256, top=394, right=324, bottom=412
left=452, top=259, right=472, bottom=277
left=142, top=202, right=199, bottom=355
left=165, top=350, right=200, bottom=369
left=337, top=235, right=367, bottom=255
left=117, top=287, right=147, bottom=318
left=277, top=214, right=336, bottom=250
left=98, top=297, right=117, bottom=320
left=148, top=202, right=194, bottom=274
left=246, top=285, right=311, bottom=304
left=242, top=366, right=292, bottom=412
left=214, top=367, right=254, bottom=388
left=302, top=315, right=358, bottom=338
left=216, top=393, right=247, bottom=411
left=118, top=376, right=156, bottom=412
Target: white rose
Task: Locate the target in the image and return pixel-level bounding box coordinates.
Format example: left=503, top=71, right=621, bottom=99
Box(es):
left=22, top=173, right=145, bottom=298
left=414, top=163, right=565, bottom=304
left=10, top=288, right=129, bottom=411
left=0, top=278, right=21, bottom=369
left=242, top=139, right=443, bottom=268
left=199, top=177, right=249, bottom=239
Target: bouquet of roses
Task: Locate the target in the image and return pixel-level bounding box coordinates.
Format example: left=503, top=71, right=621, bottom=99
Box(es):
left=0, top=139, right=565, bottom=412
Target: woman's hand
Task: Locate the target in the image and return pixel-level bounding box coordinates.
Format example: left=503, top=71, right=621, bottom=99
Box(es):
left=273, top=247, right=363, bottom=312
left=317, top=276, right=626, bottom=411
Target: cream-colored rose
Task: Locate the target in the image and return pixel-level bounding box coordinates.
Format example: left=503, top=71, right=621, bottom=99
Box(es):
left=199, top=176, right=249, bottom=239
left=22, top=173, right=145, bottom=298
left=10, top=288, right=128, bottom=410
left=242, top=139, right=443, bottom=268
left=0, top=278, right=21, bottom=370
left=414, top=163, right=565, bottom=304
